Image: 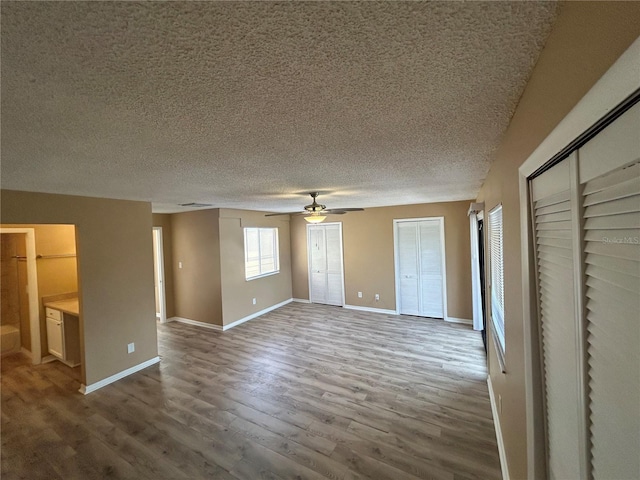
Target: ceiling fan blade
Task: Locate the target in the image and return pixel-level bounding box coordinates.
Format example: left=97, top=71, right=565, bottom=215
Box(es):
left=323, top=208, right=364, bottom=214
left=264, top=212, right=298, bottom=216
left=321, top=210, right=347, bottom=215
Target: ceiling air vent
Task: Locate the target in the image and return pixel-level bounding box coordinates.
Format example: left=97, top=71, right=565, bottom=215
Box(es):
left=179, top=202, right=213, bottom=208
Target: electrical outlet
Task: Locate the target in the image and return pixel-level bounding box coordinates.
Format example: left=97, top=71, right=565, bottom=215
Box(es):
left=357, top=292, right=363, bottom=298
left=375, top=293, right=380, bottom=301
left=127, top=342, right=135, bottom=354
left=178, top=261, right=183, bottom=269
left=498, top=394, right=503, bottom=414
left=252, top=298, right=257, bottom=305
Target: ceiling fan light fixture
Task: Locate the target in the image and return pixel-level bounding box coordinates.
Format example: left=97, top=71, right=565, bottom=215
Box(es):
left=304, top=215, right=326, bottom=224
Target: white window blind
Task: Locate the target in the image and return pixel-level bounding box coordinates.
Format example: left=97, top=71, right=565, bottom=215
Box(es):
left=488, top=205, right=505, bottom=354
left=244, top=227, right=279, bottom=280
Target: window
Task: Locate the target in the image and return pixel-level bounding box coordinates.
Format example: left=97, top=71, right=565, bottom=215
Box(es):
left=244, top=227, right=279, bottom=280
left=488, top=204, right=505, bottom=360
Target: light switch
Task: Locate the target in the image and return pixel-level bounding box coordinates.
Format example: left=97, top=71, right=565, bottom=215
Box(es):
left=127, top=342, right=135, bottom=354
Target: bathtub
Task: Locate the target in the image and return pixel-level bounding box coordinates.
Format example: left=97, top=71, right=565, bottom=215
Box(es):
left=0, top=325, right=21, bottom=355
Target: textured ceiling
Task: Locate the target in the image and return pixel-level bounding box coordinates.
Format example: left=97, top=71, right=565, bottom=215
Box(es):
left=1, top=1, right=559, bottom=213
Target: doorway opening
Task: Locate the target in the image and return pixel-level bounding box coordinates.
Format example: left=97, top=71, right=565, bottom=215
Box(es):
left=1, top=230, right=37, bottom=361
left=1, top=225, right=81, bottom=372
left=152, top=227, right=167, bottom=323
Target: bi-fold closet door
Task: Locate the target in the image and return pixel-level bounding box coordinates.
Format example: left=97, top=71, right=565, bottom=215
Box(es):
left=307, top=223, right=344, bottom=307
left=531, top=101, right=639, bottom=479
left=395, top=218, right=445, bottom=318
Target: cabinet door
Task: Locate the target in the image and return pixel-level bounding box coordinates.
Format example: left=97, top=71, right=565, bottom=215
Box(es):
left=46, top=316, right=64, bottom=358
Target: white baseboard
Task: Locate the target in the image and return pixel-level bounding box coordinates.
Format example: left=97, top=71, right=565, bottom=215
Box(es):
left=168, top=316, right=223, bottom=331
left=80, top=356, right=160, bottom=395
left=222, top=298, right=293, bottom=331
left=445, top=316, right=473, bottom=325
left=168, top=298, right=293, bottom=332
left=487, top=376, right=510, bottom=480
left=343, top=304, right=398, bottom=315
left=292, top=298, right=311, bottom=303
left=41, top=354, right=58, bottom=364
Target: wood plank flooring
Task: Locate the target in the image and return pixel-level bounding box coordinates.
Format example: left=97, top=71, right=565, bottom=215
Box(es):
left=1, top=302, right=500, bottom=479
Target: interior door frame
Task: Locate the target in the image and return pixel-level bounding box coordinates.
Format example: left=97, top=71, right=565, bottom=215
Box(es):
left=152, top=227, right=167, bottom=323
left=306, top=222, right=345, bottom=307
left=393, top=217, right=448, bottom=320
left=518, top=38, right=640, bottom=479
left=0, top=227, right=41, bottom=364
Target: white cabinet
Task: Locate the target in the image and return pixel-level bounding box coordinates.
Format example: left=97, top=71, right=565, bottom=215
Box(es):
left=45, top=308, right=64, bottom=358
left=44, top=302, right=81, bottom=367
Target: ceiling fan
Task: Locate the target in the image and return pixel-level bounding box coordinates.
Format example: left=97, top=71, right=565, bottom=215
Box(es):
left=265, top=192, right=364, bottom=223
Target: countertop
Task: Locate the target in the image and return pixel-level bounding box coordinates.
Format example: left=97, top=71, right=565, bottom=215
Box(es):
left=44, top=298, right=80, bottom=316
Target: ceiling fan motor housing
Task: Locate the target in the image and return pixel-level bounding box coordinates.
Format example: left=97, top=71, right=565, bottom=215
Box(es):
left=304, top=192, right=325, bottom=213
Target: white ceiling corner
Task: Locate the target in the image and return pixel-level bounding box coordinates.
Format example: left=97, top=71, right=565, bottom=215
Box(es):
left=0, top=1, right=559, bottom=213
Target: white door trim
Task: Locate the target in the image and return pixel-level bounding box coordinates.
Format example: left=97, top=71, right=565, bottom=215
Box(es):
left=518, top=37, right=640, bottom=479
left=393, top=217, right=448, bottom=320
left=306, top=222, right=345, bottom=307
left=469, top=209, right=485, bottom=331
left=152, top=227, right=167, bottom=324
left=0, top=227, right=41, bottom=364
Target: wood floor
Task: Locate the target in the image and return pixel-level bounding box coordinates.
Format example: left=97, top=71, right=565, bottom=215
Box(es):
left=1, top=302, right=501, bottom=479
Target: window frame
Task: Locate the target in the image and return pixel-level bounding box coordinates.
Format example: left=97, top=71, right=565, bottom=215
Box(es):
left=244, top=227, right=280, bottom=281
left=488, top=203, right=506, bottom=370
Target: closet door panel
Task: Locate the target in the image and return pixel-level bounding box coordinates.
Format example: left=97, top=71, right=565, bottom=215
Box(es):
left=581, top=158, right=640, bottom=480
left=325, top=224, right=344, bottom=306
left=308, top=227, right=326, bottom=304
left=419, top=220, right=444, bottom=318
left=579, top=101, right=640, bottom=184
left=531, top=161, right=583, bottom=480
left=397, top=222, right=420, bottom=315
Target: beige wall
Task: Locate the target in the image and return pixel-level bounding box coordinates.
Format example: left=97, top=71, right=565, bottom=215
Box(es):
left=1, top=190, right=158, bottom=387
left=170, top=209, right=223, bottom=326
left=168, top=208, right=292, bottom=327
left=152, top=214, right=175, bottom=318
left=2, top=224, right=79, bottom=354
left=476, top=3, right=640, bottom=478
left=219, top=209, right=292, bottom=326
left=290, top=200, right=473, bottom=320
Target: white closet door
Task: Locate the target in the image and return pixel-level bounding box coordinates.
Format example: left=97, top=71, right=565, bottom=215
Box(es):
left=396, top=219, right=445, bottom=318
left=325, top=224, right=344, bottom=306
left=308, top=224, right=344, bottom=306
left=531, top=159, right=584, bottom=480
left=419, top=220, right=444, bottom=318
left=309, top=226, right=327, bottom=304
left=579, top=102, right=640, bottom=480
left=397, top=222, right=420, bottom=315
